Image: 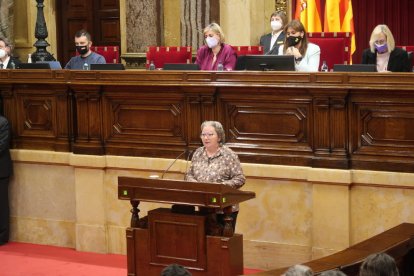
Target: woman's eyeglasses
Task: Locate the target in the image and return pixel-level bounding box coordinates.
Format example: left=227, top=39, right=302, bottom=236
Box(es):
left=200, top=133, right=215, bottom=138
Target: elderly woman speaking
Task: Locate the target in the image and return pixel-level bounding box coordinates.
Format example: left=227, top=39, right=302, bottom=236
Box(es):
left=186, top=121, right=245, bottom=230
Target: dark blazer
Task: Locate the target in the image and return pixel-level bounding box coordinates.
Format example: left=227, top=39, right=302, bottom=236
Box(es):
left=361, top=47, right=411, bottom=72
left=0, top=116, right=12, bottom=178
left=260, top=32, right=285, bottom=55
left=6, top=56, right=21, bottom=69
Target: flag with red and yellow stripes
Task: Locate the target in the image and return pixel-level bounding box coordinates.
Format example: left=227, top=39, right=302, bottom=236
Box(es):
left=324, top=0, right=356, bottom=56
left=294, top=0, right=323, bottom=32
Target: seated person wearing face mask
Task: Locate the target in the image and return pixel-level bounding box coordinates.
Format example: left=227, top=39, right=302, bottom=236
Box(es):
left=64, top=29, right=106, bottom=69
left=278, top=20, right=320, bottom=72
left=0, top=37, right=21, bottom=69
left=195, top=23, right=237, bottom=71
left=361, top=24, right=410, bottom=72
left=259, top=11, right=287, bottom=55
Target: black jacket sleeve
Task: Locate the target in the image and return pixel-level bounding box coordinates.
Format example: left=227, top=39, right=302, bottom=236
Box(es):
left=388, top=48, right=411, bottom=72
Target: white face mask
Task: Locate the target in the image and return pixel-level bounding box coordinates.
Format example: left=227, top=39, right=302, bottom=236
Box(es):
left=206, top=36, right=219, bottom=49
left=0, top=49, right=6, bottom=59
left=271, top=21, right=282, bottom=31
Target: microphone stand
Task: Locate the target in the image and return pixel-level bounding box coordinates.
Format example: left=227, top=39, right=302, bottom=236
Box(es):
left=183, top=150, right=193, bottom=180
left=161, top=150, right=187, bottom=179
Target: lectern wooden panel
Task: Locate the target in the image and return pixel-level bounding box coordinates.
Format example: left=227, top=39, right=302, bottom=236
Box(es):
left=118, top=176, right=255, bottom=276
left=149, top=208, right=207, bottom=269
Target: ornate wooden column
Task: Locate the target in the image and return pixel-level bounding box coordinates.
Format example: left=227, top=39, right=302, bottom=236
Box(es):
left=31, top=0, right=55, bottom=62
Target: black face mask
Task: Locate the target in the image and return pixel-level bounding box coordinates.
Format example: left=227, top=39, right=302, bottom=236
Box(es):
left=287, top=36, right=302, bottom=47
left=76, top=45, right=89, bottom=55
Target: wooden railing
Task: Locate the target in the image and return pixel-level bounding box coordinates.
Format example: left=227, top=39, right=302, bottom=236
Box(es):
left=1, top=70, right=414, bottom=172
left=251, top=223, right=414, bottom=275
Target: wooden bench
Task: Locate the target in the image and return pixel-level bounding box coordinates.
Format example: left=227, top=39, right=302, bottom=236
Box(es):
left=250, top=223, right=414, bottom=275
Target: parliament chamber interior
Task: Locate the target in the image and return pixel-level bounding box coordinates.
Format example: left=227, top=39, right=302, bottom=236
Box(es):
left=1, top=0, right=414, bottom=275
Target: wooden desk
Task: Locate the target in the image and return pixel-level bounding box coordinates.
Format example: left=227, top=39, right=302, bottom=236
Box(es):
left=118, top=176, right=255, bottom=275
left=1, top=69, right=414, bottom=172
left=251, top=223, right=414, bottom=275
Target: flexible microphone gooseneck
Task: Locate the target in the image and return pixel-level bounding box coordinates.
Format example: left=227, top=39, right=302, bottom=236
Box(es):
left=161, top=150, right=188, bottom=179
left=183, top=150, right=194, bottom=180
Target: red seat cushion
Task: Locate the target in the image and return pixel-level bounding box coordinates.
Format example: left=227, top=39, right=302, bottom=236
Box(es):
left=146, top=46, right=192, bottom=69
left=91, top=46, right=120, bottom=64
left=231, top=46, right=263, bottom=56
left=308, top=32, right=351, bottom=70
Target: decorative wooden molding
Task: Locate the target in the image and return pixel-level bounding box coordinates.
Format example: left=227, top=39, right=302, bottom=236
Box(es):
left=2, top=70, right=414, bottom=172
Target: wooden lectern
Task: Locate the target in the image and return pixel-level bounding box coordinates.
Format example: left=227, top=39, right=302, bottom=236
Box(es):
left=118, top=176, right=255, bottom=276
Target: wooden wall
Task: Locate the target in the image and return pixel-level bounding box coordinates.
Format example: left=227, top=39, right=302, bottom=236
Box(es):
left=1, top=70, right=414, bottom=172
left=56, top=0, right=120, bottom=65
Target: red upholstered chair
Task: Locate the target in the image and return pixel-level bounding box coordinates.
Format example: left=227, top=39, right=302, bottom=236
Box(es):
left=231, top=46, right=264, bottom=56
left=308, top=32, right=351, bottom=70
left=146, top=46, right=192, bottom=69
left=91, top=46, right=120, bottom=64
left=398, top=46, right=414, bottom=68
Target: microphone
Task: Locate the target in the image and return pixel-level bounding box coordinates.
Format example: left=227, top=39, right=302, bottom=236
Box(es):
left=161, top=150, right=188, bottom=179
left=183, top=150, right=193, bottom=180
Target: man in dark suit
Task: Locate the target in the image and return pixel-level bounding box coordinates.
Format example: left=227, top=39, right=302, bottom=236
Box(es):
left=0, top=37, right=21, bottom=69
left=0, top=115, right=12, bottom=245
left=259, top=11, right=287, bottom=55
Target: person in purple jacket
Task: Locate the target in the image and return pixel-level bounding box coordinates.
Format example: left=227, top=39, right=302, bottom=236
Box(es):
left=195, top=23, right=237, bottom=71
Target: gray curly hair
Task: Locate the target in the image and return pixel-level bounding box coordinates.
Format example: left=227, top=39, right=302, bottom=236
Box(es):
left=201, top=121, right=225, bottom=145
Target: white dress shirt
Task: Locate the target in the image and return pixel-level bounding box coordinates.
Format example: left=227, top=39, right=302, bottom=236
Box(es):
left=0, top=56, right=10, bottom=69
left=270, top=30, right=283, bottom=51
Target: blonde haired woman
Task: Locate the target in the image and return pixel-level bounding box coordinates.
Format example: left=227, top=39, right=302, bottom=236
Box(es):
left=195, top=23, right=237, bottom=71
left=361, top=24, right=410, bottom=72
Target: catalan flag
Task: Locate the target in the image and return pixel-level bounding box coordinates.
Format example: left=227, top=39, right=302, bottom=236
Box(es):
left=324, top=0, right=356, bottom=57
left=294, top=0, right=323, bottom=32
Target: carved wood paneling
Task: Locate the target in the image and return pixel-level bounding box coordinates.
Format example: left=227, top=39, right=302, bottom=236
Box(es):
left=2, top=70, right=414, bottom=172
left=228, top=106, right=312, bottom=165
left=57, top=0, right=93, bottom=65
left=350, top=90, right=414, bottom=171
left=71, top=84, right=103, bottom=155
left=353, top=107, right=414, bottom=150
left=227, top=106, right=308, bottom=142
left=11, top=84, right=70, bottom=151
left=218, top=87, right=313, bottom=165
left=57, top=0, right=120, bottom=65
left=312, top=92, right=348, bottom=168
left=148, top=209, right=207, bottom=268
left=102, top=86, right=188, bottom=157
left=93, top=0, right=120, bottom=44
left=360, top=110, right=414, bottom=147
left=99, top=0, right=119, bottom=9
left=184, top=86, right=217, bottom=149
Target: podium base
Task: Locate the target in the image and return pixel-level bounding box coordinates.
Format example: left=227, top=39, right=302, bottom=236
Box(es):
left=126, top=208, right=244, bottom=276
